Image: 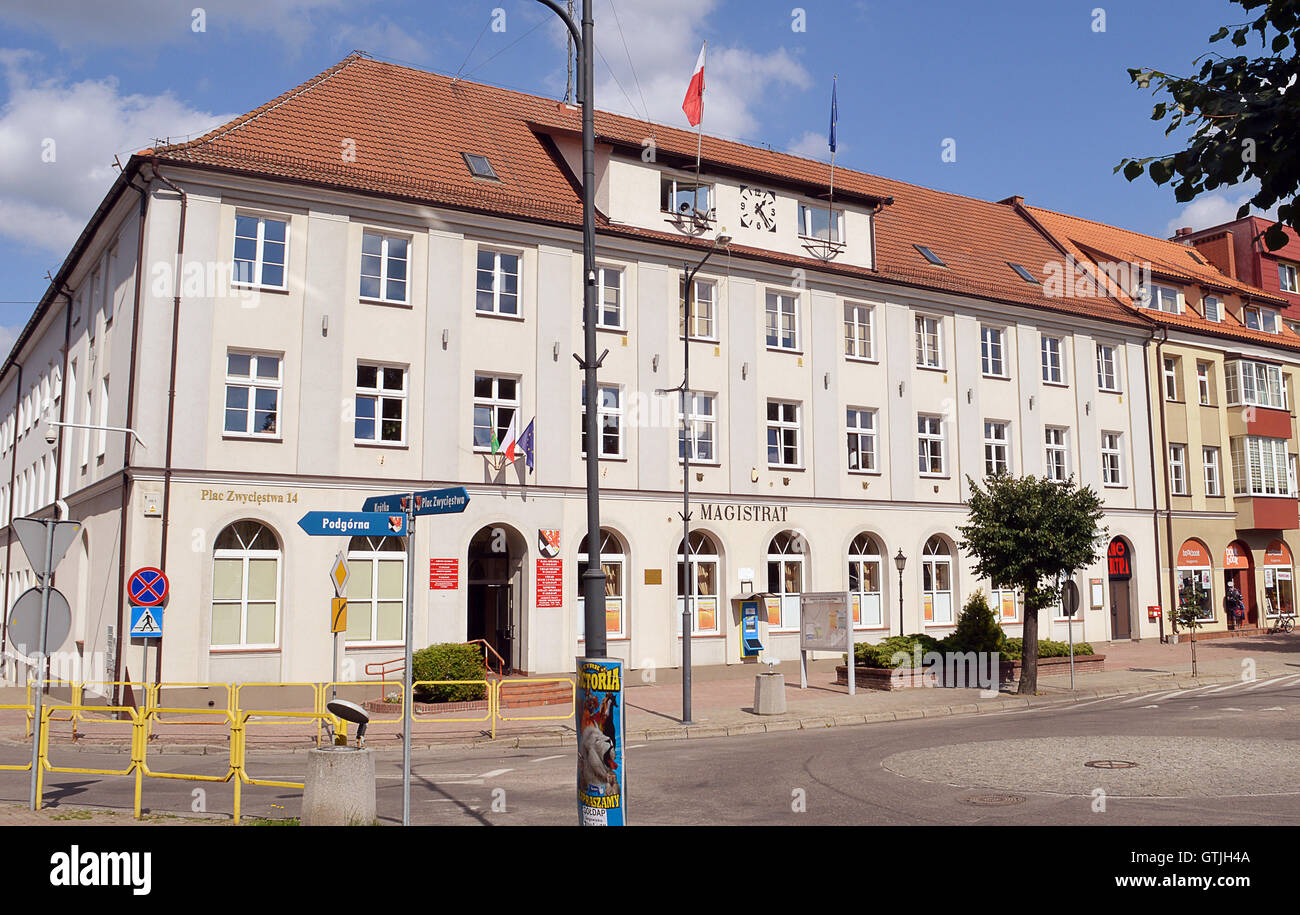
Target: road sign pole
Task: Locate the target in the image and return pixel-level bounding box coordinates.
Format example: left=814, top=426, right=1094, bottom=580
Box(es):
left=402, top=493, right=415, bottom=827
left=29, top=520, right=55, bottom=810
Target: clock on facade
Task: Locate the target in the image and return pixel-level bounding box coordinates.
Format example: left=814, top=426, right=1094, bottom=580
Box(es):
left=739, top=186, right=777, bottom=232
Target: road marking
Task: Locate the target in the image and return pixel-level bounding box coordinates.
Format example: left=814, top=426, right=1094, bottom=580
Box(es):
left=1223, top=707, right=1244, bottom=712
left=440, top=779, right=485, bottom=785
left=1203, top=682, right=1248, bottom=694
left=627, top=744, right=647, bottom=749
left=478, top=768, right=513, bottom=779
left=532, top=755, right=566, bottom=763
left=1122, top=690, right=1177, bottom=704
left=1141, top=705, right=1160, bottom=709
left=1261, top=706, right=1286, bottom=711
left=1068, top=696, right=1123, bottom=710
left=1245, top=676, right=1291, bottom=691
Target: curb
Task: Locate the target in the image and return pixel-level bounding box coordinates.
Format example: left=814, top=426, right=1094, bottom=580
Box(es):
left=5, top=669, right=1284, bottom=756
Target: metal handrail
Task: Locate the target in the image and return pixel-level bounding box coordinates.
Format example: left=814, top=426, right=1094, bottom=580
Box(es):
left=365, top=641, right=508, bottom=678
left=463, top=639, right=508, bottom=677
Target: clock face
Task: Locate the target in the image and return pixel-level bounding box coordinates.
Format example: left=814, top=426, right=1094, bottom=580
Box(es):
left=739, top=186, right=777, bottom=232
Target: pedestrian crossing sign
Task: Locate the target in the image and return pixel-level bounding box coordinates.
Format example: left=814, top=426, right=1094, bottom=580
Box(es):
left=130, top=605, right=163, bottom=638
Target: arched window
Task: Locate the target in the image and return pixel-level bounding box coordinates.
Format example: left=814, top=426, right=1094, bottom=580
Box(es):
left=677, top=531, right=720, bottom=634
left=346, top=535, right=406, bottom=644
left=921, top=536, right=954, bottom=625
left=767, top=531, right=805, bottom=632
left=211, top=520, right=281, bottom=648
left=847, top=533, right=882, bottom=628
left=1264, top=540, right=1294, bottom=619
left=1176, top=538, right=1213, bottom=622
left=578, top=529, right=627, bottom=640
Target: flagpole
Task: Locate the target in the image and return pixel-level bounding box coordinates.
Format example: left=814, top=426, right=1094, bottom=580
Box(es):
left=693, top=40, right=705, bottom=220
left=828, top=75, right=836, bottom=246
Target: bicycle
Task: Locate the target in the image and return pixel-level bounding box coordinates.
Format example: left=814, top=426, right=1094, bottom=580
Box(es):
left=1268, top=612, right=1296, bottom=634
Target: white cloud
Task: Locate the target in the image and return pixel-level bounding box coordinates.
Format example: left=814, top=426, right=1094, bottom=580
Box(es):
left=0, top=51, right=236, bottom=256
left=1165, top=183, right=1281, bottom=236
left=786, top=130, right=839, bottom=162
left=0, top=323, right=21, bottom=363
left=584, top=0, right=812, bottom=139
left=332, top=18, right=438, bottom=66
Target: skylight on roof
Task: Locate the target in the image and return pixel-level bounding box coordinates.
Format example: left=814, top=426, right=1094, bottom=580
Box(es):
left=1187, top=250, right=1205, bottom=265
left=463, top=153, right=499, bottom=180
left=914, top=244, right=946, bottom=267
left=1008, top=262, right=1039, bottom=284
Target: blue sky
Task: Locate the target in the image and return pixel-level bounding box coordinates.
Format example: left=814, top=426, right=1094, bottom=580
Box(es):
left=0, top=0, right=1273, bottom=350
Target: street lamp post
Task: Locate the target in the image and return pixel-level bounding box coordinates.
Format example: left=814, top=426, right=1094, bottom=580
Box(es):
left=656, top=236, right=730, bottom=725
left=894, top=548, right=907, bottom=636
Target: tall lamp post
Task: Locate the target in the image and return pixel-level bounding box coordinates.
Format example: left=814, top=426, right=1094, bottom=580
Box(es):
left=656, top=234, right=732, bottom=725
left=894, top=548, right=907, bottom=636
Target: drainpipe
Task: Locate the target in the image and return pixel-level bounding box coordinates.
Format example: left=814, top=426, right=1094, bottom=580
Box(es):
left=1153, top=325, right=1175, bottom=643
left=112, top=174, right=150, bottom=701
left=148, top=163, right=186, bottom=687
left=53, top=285, right=74, bottom=516
left=1, top=362, right=22, bottom=674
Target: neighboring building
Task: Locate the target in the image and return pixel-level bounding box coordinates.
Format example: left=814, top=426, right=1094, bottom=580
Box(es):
left=1179, top=216, right=1300, bottom=314
left=12, top=53, right=1291, bottom=687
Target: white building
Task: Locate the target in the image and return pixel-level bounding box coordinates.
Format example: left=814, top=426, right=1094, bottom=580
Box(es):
left=0, top=55, right=1163, bottom=684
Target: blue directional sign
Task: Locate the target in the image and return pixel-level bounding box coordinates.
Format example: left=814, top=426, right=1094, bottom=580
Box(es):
left=130, top=605, right=163, bottom=639
left=362, top=486, right=470, bottom=517
left=297, top=511, right=408, bottom=537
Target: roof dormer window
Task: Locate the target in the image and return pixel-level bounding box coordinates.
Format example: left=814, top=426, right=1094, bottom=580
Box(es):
left=914, top=244, right=946, bottom=267
left=1140, top=283, right=1180, bottom=314
left=661, top=175, right=711, bottom=218
left=463, top=153, right=499, bottom=180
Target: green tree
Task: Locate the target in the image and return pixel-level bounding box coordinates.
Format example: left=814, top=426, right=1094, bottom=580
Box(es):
left=1117, top=0, right=1300, bottom=250
left=957, top=475, right=1106, bottom=695
left=1172, top=576, right=1208, bottom=677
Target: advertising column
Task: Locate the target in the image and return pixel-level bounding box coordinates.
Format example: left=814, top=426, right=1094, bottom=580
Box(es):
left=575, top=657, right=625, bottom=826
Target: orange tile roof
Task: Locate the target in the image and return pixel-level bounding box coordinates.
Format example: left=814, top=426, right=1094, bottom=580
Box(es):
left=145, top=54, right=1143, bottom=327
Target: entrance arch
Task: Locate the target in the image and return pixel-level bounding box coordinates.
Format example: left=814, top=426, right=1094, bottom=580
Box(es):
left=1223, top=541, right=1256, bottom=628
left=466, top=524, right=527, bottom=673
left=1106, top=536, right=1134, bottom=639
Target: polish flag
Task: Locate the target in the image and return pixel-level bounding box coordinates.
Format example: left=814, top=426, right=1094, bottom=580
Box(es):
left=681, top=43, right=705, bottom=127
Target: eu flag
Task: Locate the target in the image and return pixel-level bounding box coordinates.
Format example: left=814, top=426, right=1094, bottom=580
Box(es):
left=519, top=418, right=536, bottom=472
left=829, top=79, right=838, bottom=153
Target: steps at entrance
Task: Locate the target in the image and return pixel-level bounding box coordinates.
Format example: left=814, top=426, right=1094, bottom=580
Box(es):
left=1177, top=626, right=1267, bottom=642
left=495, top=677, right=575, bottom=709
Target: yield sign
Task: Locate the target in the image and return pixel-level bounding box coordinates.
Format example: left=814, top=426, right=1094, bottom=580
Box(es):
left=128, top=567, right=169, bottom=606
left=330, top=551, right=350, bottom=598
left=12, top=518, right=81, bottom=579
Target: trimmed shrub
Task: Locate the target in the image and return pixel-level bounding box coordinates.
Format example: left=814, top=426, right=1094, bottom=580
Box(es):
left=853, top=633, right=944, bottom=668
left=1001, top=638, right=1094, bottom=661
left=942, top=590, right=1005, bottom=655
left=411, top=643, right=487, bottom=702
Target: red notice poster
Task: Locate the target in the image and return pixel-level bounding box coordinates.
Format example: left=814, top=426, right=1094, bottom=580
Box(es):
left=537, top=558, right=563, bottom=608
left=429, top=558, right=458, bottom=590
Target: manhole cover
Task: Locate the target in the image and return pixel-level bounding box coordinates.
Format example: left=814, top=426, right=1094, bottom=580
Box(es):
left=1084, top=759, right=1139, bottom=769
left=963, top=793, right=1025, bottom=807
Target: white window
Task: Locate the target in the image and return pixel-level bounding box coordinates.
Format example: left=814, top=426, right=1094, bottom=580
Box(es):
left=596, top=266, right=624, bottom=330
left=915, top=315, right=942, bottom=368
left=1163, top=356, right=1181, bottom=401
left=766, top=531, right=805, bottom=632
left=1101, top=432, right=1124, bottom=486
left=766, top=400, right=801, bottom=467
left=680, top=277, right=716, bottom=340
left=472, top=374, right=518, bottom=452
left=679, top=392, right=716, bottom=463
left=917, top=414, right=945, bottom=476
left=223, top=351, right=281, bottom=437
left=80, top=389, right=92, bottom=468
left=475, top=249, right=520, bottom=316
left=921, top=536, right=954, bottom=625
left=1243, top=305, right=1263, bottom=330
left=1045, top=427, right=1069, bottom=481
left=579, top=529, right=626, bottom=639
left=1224, top=360, right=1286, bottom=409
left=345, top=535, right=406, bottom=644
left=581, top=383, right=623, bottom=459
left=1281, top=262, right=1299, bottom=294
left=661, top=175, right=711, bottom=216
left=360, top=231, right=409, bottom=304
left=62, top=361, right=76, bottom=494
left=1096, top=343, right=1119, bottom=391
left=354, top=363, right=407, bottom=444
left=233, top=214, right=288, bottom=289
left=847, top=533, right=883, bottom=628
left=797, top=203, right=843, bottom=242
left=96, top=376, right=108, bottom=458
left=981, top=326, right=1006, bottom=377
left=1169, top=444, right=1187, bottom=495
left=676, top=531, right=720, bottom=635
left=210, top=521, right=280, bottom=649
left=1231, top=436, right=1291, bottom=496
left=1203, top=296, right=1222, bottom=322
left=1196, top=361, right=1213, bottom=405
left=1204, top=446, right=1222, bottom=497
left=1141, top=283, right=1180, bottom=313
left=847, top=408, right=877, bottom=472
left=844, top=303, right=874, bottom=360
left=1041, top=335, right=1064, bottom=384
left=983, top=420, right=1010, bottom=476
left=765, top=291, right=799, bottom=350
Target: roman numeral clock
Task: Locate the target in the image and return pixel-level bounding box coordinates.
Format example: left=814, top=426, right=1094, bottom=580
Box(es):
left=739, top=186, right=777, bottom=232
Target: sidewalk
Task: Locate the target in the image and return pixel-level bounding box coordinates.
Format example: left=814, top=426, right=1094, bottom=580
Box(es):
left=3, top=633, right=1296, bottom=755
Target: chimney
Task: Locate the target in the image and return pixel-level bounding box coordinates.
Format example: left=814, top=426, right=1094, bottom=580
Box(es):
left=998, top=195, right=1025, bottom=207
left=1175, top=227, right=1194, bottom=237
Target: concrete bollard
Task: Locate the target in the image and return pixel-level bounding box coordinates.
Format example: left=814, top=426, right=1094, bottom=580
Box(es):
left=753, top=672, right=787, bottom=715
left=301, top=747, right=376, bottom=826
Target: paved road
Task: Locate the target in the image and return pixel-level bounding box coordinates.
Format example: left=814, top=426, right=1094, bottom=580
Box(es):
left=4, top=673, right=1300, bottom=825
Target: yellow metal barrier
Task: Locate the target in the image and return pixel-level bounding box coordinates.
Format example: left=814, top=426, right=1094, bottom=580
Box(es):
left=410, top=680, right=495, bottom=739
left=36, top=702, right=145, bottom=819
left=493, top=677, right=577, bottom=724
left=0, top=685, right=34, bottom=770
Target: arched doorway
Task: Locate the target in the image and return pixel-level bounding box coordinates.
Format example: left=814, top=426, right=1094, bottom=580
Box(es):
left=1223, top=541, right=1256, bottom=628
left=466, top=525, right=527, bottom=673
left=1106, top=536, right=1134, bottom=639
left=1263, top=540, right=1294, bottom=623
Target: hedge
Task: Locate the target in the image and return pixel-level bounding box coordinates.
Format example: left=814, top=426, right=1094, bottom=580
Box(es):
left=411, top=643, right=487, bottom=702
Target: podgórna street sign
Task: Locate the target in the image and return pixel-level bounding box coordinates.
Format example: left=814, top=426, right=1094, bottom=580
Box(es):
left=361, top=486, right=470, bottom=516
left=297, top=511, right=407, bottom=537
